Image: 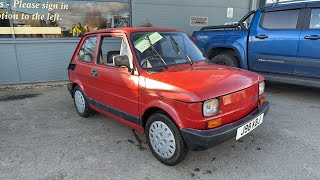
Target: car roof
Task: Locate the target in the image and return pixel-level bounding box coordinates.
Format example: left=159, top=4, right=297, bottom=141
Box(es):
left=84, top=27, right=182, bottom=36
left=262, top=0, right=320, bottom=11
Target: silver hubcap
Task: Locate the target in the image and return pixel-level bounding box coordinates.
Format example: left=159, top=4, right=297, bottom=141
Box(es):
left=149, top=121, right=176, bottom=159
left=74, top=90, right=85, bottom=113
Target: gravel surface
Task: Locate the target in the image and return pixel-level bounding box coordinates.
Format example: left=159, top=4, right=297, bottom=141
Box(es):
left=0, top=83, right=319, bottom=180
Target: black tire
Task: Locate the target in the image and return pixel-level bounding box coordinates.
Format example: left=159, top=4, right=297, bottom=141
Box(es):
left=73, top=86, right=92, bottom=118
left=210, top=53, right=239, bottom=67
left=145, top=113, right=188, bottom=166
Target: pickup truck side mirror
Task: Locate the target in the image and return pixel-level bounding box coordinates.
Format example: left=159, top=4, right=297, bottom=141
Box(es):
left=113, top=55, right=131, bottom=71
left=200, top=48, right=205, bottom=54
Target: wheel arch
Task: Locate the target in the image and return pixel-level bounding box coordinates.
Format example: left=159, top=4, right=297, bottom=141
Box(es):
left=206, top=43, right=247, bottom=69
left=141, top=102, right=182, bottom=129
left=208, top=47, right=237, bottom=60
left=70, top=81, right=86, bottom=97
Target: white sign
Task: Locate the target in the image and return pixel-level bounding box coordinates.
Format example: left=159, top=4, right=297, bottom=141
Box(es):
left=190, top=16, right=208, bottom=26
left=0, top=27, right=61, bottom=34
left=227, top=8, right=233, bottom=19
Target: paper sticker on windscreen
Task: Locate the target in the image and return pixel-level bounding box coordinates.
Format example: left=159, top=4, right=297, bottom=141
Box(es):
left=134, top=32, right=163, bottom=53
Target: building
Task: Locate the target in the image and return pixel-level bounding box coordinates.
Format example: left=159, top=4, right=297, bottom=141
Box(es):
left=0, top=0, right=270, bottom=84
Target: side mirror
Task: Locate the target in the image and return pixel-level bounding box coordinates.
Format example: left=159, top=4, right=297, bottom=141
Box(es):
left=200, top=48, right=205, bottom=55
left=113, top=55, right=131, bottom=71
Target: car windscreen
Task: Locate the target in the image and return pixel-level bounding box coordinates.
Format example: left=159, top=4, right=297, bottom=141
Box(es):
left=131, top=32, right=205, bottom=69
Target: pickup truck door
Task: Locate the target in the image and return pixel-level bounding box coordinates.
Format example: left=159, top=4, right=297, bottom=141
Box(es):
left=295, top=6, right=320, bottom=78
left=249, top=8, right=304, bottom=74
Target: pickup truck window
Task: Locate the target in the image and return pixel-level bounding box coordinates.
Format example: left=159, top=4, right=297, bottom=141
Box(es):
left=310, top=9, right=320, bottom=29
left=262, top=10, right=300, bottom=30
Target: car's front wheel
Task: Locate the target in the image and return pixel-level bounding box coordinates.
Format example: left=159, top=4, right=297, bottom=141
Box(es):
left=73, top=86, right=92, bottom=117
left=145, top=113, right=188, bottom=166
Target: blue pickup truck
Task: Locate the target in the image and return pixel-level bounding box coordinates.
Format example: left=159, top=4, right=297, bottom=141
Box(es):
left=192, top=1, right=320, bottom=87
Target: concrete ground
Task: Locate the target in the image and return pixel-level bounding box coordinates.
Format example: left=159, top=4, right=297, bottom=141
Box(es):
left=0, top=82, right=319, bottom=180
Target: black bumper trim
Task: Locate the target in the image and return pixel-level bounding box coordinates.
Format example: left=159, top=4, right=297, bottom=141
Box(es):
left=180, top=102, right=270, bottom=151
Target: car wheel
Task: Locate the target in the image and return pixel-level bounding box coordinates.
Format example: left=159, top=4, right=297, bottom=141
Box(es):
left=210, top=53, right=239, bottom=67
left=73, top=86, right=92, bottom=118
left=145, top=113, right=188, bottom=166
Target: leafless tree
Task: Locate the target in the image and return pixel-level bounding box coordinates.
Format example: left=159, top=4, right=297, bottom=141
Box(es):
left=84, top=10, right=106, bottom=30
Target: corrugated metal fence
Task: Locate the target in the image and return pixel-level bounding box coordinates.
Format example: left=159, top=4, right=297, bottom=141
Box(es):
left=0, top=39, right=79, bottom=84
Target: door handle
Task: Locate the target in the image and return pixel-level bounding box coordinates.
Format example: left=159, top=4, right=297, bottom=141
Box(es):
left=91, top=69, right=98, bottom=77
left=304, top=35, right=320, bottom=40
left=255, top=35, right=269, bottom=39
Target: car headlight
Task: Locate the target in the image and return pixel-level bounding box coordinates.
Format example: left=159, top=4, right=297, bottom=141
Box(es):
left=203, top=98, right=219, bottom=117
left=259, top=81, right=265, bottom=95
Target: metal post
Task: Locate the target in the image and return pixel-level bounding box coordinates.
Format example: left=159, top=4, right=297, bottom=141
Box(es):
left=250, top=0, right=257, bottom=10
left=6, top=0, right=15, bottom=38
left=6, top=0, right=22, bottom=82
left=260, top=0, right=267, bottom=7
left=129, top=0, right=132, bottom=27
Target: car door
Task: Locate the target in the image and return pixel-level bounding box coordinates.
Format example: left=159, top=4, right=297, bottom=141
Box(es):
left=249, top=7, right=304, bottom=74
left=91, top=33, right=140, bottom=125
left=74, top=35, right=99, bottom=99
left=295, top=4, right=320, bottom=78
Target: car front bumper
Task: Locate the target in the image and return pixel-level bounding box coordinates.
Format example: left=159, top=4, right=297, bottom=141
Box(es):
left=180, top=101, right=270, bottom=151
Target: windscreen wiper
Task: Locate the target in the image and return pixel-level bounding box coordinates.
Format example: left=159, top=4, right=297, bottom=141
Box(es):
left=145, top=36, right=168, bottom=68
left=169, top=36, right=193, bottom=65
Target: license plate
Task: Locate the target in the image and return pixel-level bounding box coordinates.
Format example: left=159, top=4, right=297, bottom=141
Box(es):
left=236, top=113, right=264, bottom=140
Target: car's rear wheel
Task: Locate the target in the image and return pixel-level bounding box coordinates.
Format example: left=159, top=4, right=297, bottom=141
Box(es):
left=73, top=86, right=92, bottom=117
left=145, top=113, right=187, bottom=166
left=210, top=53, right=239, bottom=67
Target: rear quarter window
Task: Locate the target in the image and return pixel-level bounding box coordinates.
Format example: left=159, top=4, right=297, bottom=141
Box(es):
left=261, top=9, right=300, bottom=30
left=78, top=36, right=97, bottom=63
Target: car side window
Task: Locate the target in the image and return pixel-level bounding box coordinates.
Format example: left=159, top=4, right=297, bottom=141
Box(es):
left=309, top=9, right=320, bottom=29
left=98, top=36, right=133, bottom=68
left=78, top=36, right=97, bottom=63
left=262, top=9, right=300, bottom=30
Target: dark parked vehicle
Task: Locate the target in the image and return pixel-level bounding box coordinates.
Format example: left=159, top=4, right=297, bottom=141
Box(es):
left=192, top=1, right=320, bottom=87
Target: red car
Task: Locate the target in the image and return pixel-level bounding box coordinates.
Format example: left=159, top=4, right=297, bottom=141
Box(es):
left=67, top=27, right=269, bottom=165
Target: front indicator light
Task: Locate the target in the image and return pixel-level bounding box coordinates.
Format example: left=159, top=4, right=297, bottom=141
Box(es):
left=259, top=96, right=266, bottom=106
left=207, top=118, right=222, bottom=129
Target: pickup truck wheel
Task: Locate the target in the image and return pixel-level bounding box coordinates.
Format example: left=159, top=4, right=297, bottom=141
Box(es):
left=210, top=53, right=239, bottom=67
left=145, top=113, right=187, bottom=166
left=73, top=86, right=92, bottom=118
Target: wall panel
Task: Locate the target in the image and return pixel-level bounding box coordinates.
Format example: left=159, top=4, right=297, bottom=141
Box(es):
left=0, top=43, right=20, bottom=84
left=132, top=0, right=251, bottom=34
